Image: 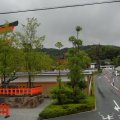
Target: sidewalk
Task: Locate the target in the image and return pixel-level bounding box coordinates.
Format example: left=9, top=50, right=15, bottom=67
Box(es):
left=0, top=98, right=51, bottom=120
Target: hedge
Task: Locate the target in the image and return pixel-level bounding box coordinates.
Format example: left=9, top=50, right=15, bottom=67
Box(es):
left=39, top=96, right=95, bottom=119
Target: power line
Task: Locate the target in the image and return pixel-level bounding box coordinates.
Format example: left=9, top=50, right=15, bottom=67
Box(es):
left=0, top=0, right=120, bottom=15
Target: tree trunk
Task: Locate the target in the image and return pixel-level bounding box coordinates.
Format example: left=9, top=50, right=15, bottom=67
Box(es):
left=28, top=72, right=32, bottom=88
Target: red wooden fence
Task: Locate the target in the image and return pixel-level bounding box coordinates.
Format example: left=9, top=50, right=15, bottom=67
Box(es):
left=0, top=86, right=43, bottom=96
left=0, top=104, right=9, bottom=118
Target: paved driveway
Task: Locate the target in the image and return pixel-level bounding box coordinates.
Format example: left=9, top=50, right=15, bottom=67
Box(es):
left=0, top=98, right=51, bottom=120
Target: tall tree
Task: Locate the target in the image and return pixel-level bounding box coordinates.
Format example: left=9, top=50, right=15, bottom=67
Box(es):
left=75, top=26, right=82, bottom=39
left=67, top=26, right=91, bottom=102
left=113, top=55, right=120, bottom=66
left=55, top=42, right=63, bottom=77
left=0, top=22, right=22, bottom=86
left=54, top=41, right=64, bottom=104
left=15, top=18, right=46, bottom=88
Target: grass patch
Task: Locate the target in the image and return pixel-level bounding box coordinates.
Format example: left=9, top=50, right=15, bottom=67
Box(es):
left=39, top=96, right=95, bottom=119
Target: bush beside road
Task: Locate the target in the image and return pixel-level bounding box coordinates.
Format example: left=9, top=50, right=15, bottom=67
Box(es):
left=39, top=96, right=95, bottom=119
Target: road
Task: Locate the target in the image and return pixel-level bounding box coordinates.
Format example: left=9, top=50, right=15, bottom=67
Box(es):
left=48, top=70, right=120, bottom=120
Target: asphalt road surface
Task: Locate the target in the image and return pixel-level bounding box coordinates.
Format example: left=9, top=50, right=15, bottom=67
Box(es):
left=48, top=70, right=120, bottom=120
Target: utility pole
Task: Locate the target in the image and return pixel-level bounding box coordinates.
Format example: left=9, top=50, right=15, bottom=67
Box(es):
left=96, top=43, right=101, bottom=71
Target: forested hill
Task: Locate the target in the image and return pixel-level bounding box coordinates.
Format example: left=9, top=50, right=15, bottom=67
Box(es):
left=41, top=46, right=90, bottom=58
left=41, top=45, right=120, bottom=59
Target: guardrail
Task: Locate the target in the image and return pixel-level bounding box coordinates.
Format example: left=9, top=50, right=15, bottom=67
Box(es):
left=0, top=104, right=9, bottom=118
left=0, top=86, right=43, bottom=96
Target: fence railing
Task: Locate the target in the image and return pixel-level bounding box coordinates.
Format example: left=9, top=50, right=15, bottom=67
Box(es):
left=0, top=86, right=43, bottom=96
left=0, top=104, right=9, bottom=118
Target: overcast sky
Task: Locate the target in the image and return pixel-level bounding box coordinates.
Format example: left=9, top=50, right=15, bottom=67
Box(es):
left=0, top=0, right=120, bottom=48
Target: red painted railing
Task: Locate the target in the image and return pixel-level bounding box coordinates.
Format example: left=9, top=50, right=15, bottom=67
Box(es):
left=0, top=87, right=43, bottom=96
left=0, top=104, right=9, bottom=118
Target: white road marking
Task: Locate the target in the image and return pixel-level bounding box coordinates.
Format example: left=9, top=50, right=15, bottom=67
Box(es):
left=113, top=100, right=120, bottom=112
left=98, top=112, right=114, bottom=120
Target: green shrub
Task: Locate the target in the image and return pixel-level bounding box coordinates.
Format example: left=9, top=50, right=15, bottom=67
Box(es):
left=39, top=96, right=95, bottom=119
left=71, top=87, right=86, bottom=103
left=78, top=80, right=87, bottom=90
left=50, top=85, right=73, bottom=104
left=50, top=85, right=86, bottom=104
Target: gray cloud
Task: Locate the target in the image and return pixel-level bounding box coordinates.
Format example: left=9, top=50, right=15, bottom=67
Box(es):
left=0, top=0, right=120, bottom=48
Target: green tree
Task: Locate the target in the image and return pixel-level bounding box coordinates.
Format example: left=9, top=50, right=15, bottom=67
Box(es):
left=0, top=22, right=23, bottom=86
left=14, top=18, right=52, bottom=88
left=113, top=55, right=120, bottom=66
left=76, top=26, right=82, bottom=39
left=54, top=41, right=63, bottom=104
left=86, top=45, right=120, bottom=69
left=67, top=26, right=91, bottom=102
left=55, top=42, right=63, bottom=76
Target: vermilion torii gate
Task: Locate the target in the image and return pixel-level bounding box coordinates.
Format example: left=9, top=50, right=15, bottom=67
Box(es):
left=0, top=21, right=18, bottom=33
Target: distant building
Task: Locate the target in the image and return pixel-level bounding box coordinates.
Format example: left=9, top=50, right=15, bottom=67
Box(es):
left=100, top=65, right=114, bottom=70
left=90, top=63, right=97, bottom=69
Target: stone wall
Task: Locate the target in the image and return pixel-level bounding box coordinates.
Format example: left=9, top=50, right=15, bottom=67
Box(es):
left=0, top=94, right=44, bottom=108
